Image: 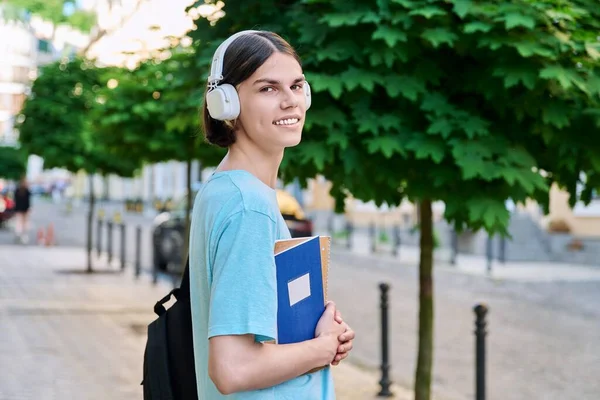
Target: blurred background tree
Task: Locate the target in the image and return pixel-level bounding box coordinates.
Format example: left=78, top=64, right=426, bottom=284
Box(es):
left=0, top=146, right=28, bottom=181
left=17, top=57, right=140, bottom=272
left=96, top=38, right=225, bottom=269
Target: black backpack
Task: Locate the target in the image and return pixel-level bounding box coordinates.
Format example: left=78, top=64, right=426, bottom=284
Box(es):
left=142, top=258, right=198, bottom=400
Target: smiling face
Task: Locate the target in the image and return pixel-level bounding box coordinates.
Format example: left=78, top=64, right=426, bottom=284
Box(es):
left=234, top=51, right=307, bottom=152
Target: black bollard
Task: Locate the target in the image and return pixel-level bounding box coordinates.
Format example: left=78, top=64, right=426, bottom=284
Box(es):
left=392, top=225, right=400, bottom=257
left=328, top=215, right=335, bottom=244
left=96, top=219, right=103, bottom=258
left=107, top=221, right=113, bottom=265
left=152, top=229, right=158, bottom=285
left=345, top=220, right=353, bottom=249
left=485, top=235, right=493, bottom=274
left=120, top=223, right=126, bottom=271
left=135, top=225, right=141, bottom=278
left=377, top=283, right=393, bottom=397
left=450, top=228, right=458, bottom=265
left=370, top=223, right=377, bottom=254
left=498, top=236, right=506, bottom=264
left=474, top=304, right=489, bottom=400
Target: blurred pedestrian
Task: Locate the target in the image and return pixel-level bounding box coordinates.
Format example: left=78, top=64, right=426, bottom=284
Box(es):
left=13, top=177, right=31, bottom=244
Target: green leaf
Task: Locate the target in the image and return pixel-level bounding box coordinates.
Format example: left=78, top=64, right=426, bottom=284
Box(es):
left=365, top=135, right=406, bottom=158
left=512, top=42, right=554, bottom=58
left=341, top=67, right=381, bottom=92
left=391, top=0, right=417, bottom=7
left=408, top=6, right=446, bottom=19
left=460, top=115, right=491, bottom=138
left=451, top=140, right=495, bottom=180
left=405, top=135, right=446, bottom=163
left=466, top=198, right=509, bottom=230
left=585, top=42, right=600, bottom=60
left=342, top=146, right=360, bottom=173
left=421, top=28, right=458, bottom=48
left=498, top=146, right=536, bottom=168
left=326, top=130, right=349, bottom=149
left=426, top=119, right=453, bottom=138
left=453, top=0, right=473, bottom=18
left=464, top=21, right=493, bottom=33
left=421, top=92, right=454, bottom=116
left=539, top=65, right=583, bottom=90
left=384, top=75, right=426, bottom=100
left=372, top=25, right=408, bottom=47
left=320, top=12, right=364, bottom=27
left=493, top=65, right=538, bottom=90
left=307, top=73, right=344, bottom=98
left=542, top=102, right=571, bottom=128
left=298, top=142, right=329, bottom=170
left=503, top=13, right=536, bottom=30
left=361, top=12, right=381, bottom=24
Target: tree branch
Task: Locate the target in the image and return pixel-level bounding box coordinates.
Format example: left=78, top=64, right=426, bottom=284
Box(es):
left=81, top=0, right=145, bottom=57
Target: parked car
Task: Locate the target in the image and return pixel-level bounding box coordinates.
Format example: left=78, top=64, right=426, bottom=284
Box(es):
left=152, top=188, right=313, bottom=273
left=0, top=194, right=15, bottom=228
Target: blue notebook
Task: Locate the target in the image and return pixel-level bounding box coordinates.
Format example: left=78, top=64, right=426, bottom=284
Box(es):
left=273, top=235, right=331, bottom=345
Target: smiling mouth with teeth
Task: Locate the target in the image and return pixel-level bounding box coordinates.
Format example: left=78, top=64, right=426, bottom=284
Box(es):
left=274, top=118, right=300, bottom=126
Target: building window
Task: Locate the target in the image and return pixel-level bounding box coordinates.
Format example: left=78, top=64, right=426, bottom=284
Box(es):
left=38, top=39, right=52, bottom=53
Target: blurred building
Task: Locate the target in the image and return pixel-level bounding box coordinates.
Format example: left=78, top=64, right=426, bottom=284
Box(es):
left=0, top=6, right=37, bottom=147
left=0, top=3, right=88, bottom=183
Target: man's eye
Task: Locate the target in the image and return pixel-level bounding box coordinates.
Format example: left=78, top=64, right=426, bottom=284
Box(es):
left=260, top=86, right=275, bottom=92
left=291, top=84, right=303, bottom=91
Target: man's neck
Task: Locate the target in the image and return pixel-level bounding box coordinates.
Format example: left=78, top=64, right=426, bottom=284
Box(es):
left=218, top=145, right=284, bottom=189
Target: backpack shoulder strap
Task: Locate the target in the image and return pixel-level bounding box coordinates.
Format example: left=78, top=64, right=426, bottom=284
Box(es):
left=179, top=256, right=190, bottom=299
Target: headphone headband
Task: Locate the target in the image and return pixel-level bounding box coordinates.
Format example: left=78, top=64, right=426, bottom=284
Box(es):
left=207, top=30, right=260, bottom=85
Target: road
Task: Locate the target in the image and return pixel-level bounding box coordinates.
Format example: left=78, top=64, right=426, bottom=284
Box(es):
left=327, top=248, right=600, bottom=400
left=2, top=199, right=599, bottom=399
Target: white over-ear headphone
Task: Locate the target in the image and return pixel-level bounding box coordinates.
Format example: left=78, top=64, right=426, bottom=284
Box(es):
left=205, top=30, right=312, bottom=121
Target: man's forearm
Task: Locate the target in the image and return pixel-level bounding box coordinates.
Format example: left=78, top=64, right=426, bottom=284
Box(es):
left=213, top=335, right=335, bottom=394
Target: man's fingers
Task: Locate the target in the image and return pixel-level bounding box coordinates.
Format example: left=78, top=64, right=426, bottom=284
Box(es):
left=334, top=310, right=343, bottom=324
left=339, top=326, right=355, bottom=342
left=324, top=301, right=337, bottom=316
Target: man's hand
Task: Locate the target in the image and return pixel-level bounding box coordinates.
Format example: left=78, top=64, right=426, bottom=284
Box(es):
left=315, top=301, right=347, bottom=365
left=332, top=309, right=355, bottom=366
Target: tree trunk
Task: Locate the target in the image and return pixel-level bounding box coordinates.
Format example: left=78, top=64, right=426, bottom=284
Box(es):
left=197, top=159, right=203, bottom=183
left=181, top=158, right=192, bottom=275
left=415, top=199, right=434, bottom=400
left=86, top=175, right=95, bottom=273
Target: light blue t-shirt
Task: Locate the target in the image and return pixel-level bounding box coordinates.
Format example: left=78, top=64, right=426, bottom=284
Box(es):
left=189, top=170, right=336, bottom=400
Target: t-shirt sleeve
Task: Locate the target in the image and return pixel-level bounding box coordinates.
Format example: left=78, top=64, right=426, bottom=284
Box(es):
left=208, top=209, right=278, bottom=342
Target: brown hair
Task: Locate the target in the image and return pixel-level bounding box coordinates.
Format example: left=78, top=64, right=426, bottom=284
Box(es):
left=202, top=31, right=301, bottom=148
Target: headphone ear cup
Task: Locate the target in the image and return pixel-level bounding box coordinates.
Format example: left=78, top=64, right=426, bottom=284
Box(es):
left=304, top=81, right=311, bottom=110
left=206, top=84, right=240, bottom=121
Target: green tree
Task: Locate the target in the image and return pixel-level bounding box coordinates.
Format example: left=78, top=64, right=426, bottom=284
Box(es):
left=97, top=43, right=224, bottom=267
left=0, top=146, right=28, bottom=181
left=5, top=0, right=144, bottom=52
left=17, top=57, right=140, bottom=272
left=189, top=0, right=600, bottom=398
left=5, top=0, right=95, bottom=38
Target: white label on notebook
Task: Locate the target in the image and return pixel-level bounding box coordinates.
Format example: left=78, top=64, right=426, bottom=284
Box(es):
left=288, top=273, right=311, bottom=307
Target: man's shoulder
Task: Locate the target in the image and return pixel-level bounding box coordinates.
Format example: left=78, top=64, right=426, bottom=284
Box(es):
left=205, top=172, right=279, bottom=222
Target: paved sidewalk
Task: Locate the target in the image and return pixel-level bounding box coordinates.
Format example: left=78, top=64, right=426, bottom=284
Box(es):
left=0, top=245, right=414, bottom=400
left=327, top=230, right=600, bottom=283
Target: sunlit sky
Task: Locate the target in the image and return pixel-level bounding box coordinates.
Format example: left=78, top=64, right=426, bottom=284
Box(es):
left=86, top=0, right=221, bottom=68
left=86, top=0, right=194, bottom=67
